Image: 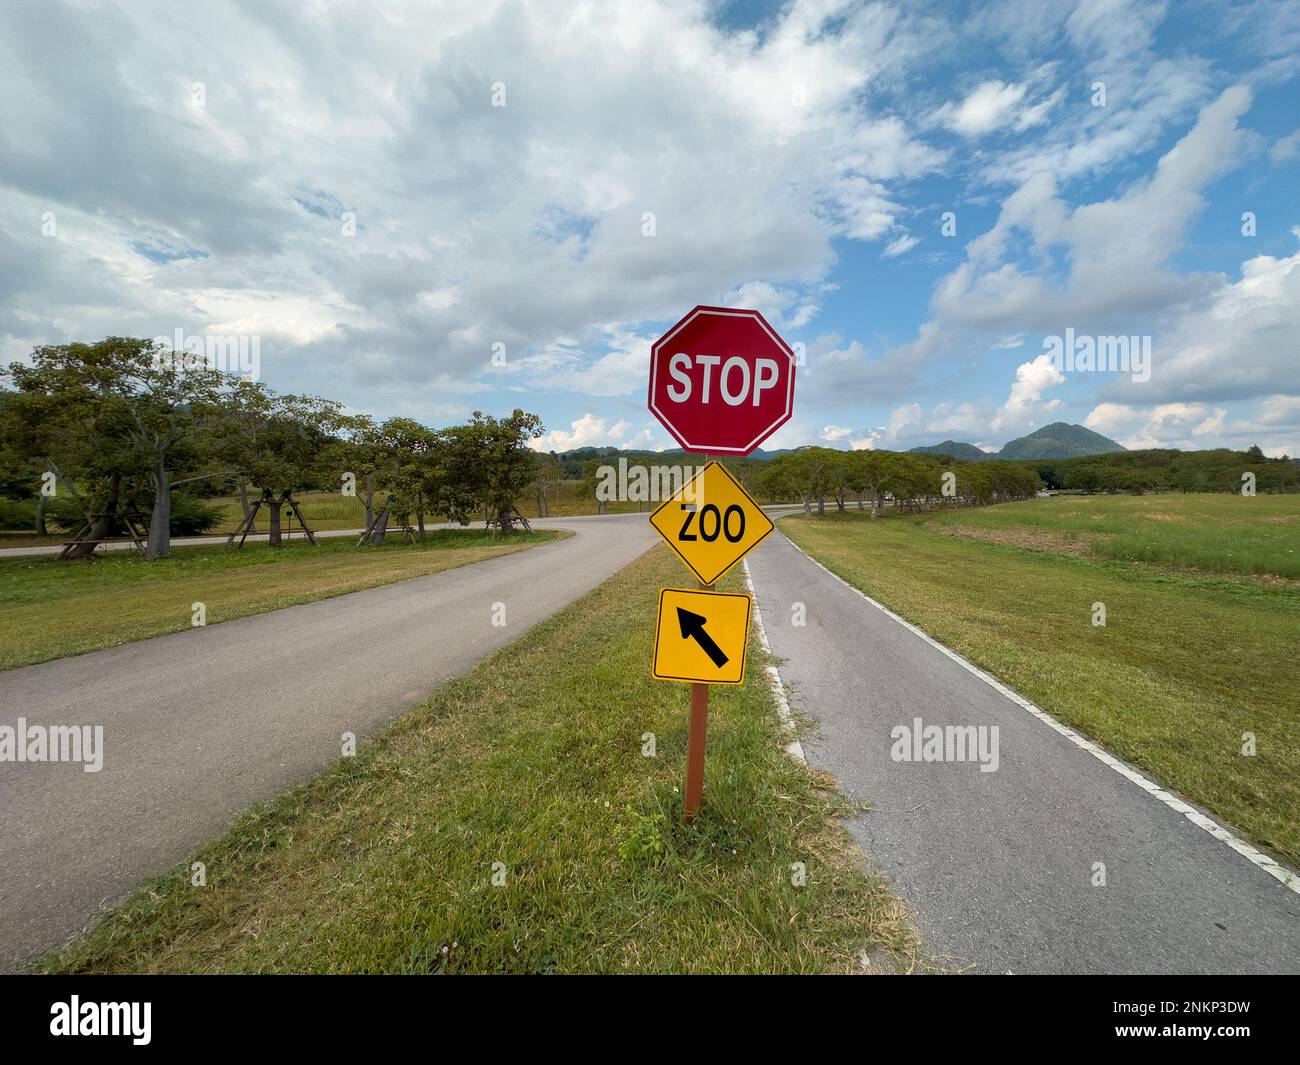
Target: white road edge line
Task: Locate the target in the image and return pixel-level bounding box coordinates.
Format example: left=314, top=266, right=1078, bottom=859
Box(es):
left=742, top=558, right=806, bottom=764
left=771, top=532, right=1300, bottom=897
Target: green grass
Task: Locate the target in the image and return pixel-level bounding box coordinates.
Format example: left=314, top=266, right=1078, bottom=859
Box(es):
left=0, top=530, right=565, bottom=672
left=36, top=547, right=920, bottom=974
left=925, top=493, right=1300, bottom=579
left=208, top=490, right=370, bottom=532
left=781, top=497, right=1300, bottom=866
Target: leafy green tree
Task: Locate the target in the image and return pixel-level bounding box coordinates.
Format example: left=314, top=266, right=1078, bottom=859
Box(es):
left=530, top=451, right=565, bottom=518
left=826, top=450, right=855, bottom=512
left=216, top=382, right=347, bottom=545
left=849, top=449, right=895, bottom=518
left=769, top=448, right=833, bottom=516
left=579, top=459, right=609, bottom=515
left=3, top=340, right=138, bottom=553
left=440, top=410, right=543, bottom=531
left=3, top=338, right=232, bottom=558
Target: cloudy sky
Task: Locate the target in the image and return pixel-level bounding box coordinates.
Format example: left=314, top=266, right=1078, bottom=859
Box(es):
left=1, top=0, right=1297, bottom=455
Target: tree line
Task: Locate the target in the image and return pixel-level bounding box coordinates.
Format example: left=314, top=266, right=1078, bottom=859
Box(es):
left=747, top=447, right=1044, bottom=516
left=558, top=442, right=1300, bottom=515
left=0, top=338, right=543, bottom=558
left=1029, top=447, right=1300, bottom=495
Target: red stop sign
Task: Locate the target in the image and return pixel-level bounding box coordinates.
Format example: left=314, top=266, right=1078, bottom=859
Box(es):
left=647, top=305, right=796, bottom=455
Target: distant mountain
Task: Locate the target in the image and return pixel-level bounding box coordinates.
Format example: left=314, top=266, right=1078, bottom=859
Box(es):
left=907, top=424, right=1126, bottom=461
left=996, top=422, right=1126, bottom=460
left=558, top=445, right=793, bottom=461
left=656, top=446, right=794, bottom=458
left=908, top=440, right=991, bottom=461
left=555, top=424, right=1124, bottom=466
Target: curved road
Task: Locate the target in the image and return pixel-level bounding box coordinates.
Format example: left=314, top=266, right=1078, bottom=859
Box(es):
left=0, top=514, right=657, bottom=970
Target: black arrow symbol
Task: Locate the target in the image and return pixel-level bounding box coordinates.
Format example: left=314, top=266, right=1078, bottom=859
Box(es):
left=677, top=608, right=729, bottom=668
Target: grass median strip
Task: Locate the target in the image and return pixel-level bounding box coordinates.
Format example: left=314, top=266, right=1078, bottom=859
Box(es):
left=780, top=502, right=1300, bottom=867
left=37, top=545, right=920, bottom=974
left=0, top=529, right=565, bottom=672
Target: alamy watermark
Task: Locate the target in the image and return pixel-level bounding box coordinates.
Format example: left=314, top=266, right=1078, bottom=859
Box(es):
left=595, top=459, right=705, bottom=503
left=1043, top=328, right=1150, bottom=383
left=0, top=718, right=104, bottom=772
left=151, top=327, right=261, bottom=381
left=890, top=717, right=999, bottom=773
left=50, top=997, right=150, bottom=1045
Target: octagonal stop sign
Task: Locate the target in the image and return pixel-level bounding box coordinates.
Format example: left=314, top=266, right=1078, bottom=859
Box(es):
left=648, top=305, right=796, bottom=455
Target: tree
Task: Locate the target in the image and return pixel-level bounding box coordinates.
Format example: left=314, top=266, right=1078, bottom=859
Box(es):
left=394, top=421, right=444, bottom=535
left=849, top=449, right=894, bottom=518
left=118, top=349, right=231, bottom=557
left=770, top=448, right=833, bottom=517
left=3, top=337, right=232, bottom=558
left=333, top=415, right=386, bottom=539
left=216, top=382, right=347, bottom=546
left=3, top=340, right=140, bottom=556
left=751, top=458, right=795, bottom=505
left=340, top=417, right=434, bottom=546
left=826, top=450, right=854, bottom=512
left=441, top=410, right=543, bottom=531
left=375, top=417, right=440, bottom=542
left=530, top=451, right=565, bottom=518
left=579, top=459, right=609, bottom=515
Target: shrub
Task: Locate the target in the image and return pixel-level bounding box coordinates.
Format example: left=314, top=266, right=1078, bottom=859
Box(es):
left=167, top=494, right=223, bottom=536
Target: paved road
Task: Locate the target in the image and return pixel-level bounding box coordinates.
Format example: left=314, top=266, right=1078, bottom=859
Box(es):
left=0, top=507, right=808, bottom=559
left=746, top=528, right=1300, bottom=975
left=0, top=527, right=368, bottom=558
left=0, top=514, right=657, bottom=971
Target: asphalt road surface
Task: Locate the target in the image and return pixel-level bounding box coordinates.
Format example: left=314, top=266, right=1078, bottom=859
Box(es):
left=0, top=514, right=657, bottom=971
left=746, top=528, right=1300, bottom=974
left=0, top=527, right=370, bottom=558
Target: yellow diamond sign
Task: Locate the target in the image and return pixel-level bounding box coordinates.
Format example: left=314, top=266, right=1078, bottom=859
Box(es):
left=652, top=588, right=752, bottom=685
left=648, top=461, right=774, bottom=586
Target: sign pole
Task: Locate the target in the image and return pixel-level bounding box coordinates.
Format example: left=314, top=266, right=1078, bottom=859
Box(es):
left=682, top=453, right=711, bottom=826
left=684, top=681, right=708, bottom=824
left=683, top=572, right=713, bottom=824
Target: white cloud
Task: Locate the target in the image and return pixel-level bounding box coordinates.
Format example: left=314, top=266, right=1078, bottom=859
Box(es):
left=726, top=281, right=821, bottom=332
left=1270, top=127, right=1300, bottom=161
left=511, top=326, right=653, bottom=398
left=1066, top=0, right=1168, bottom=60
left=991, top=354, right=1064, bottom=432
left=820, top=425, right=853, bottom=441
left=0, top=0, right=944, bottom=418
left=934, top=79, right=1055, bottom=137
left=933, top=86, right=1255, bottom=332
left=886, top=402, right=923, bottom=440
left=1256, top=395, right=1300, bottom=425
left=1080, top=400, right=1299, bottom=453
left=926, top=401, right=986, bottom=435
left=531, top=413, right=629, bottom=451
left=882, top=233, right=920, bottom=258
left=1110, top=240, right=1300, bottom=404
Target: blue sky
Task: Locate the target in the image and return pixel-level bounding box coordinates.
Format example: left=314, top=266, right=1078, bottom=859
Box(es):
left=1, top=0, right=1297, bottom=455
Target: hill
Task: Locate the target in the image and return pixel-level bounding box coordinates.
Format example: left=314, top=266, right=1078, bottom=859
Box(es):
left=908, top=440, right=991, bottom=461
left=907, top=423, right=1126, bottom=461
left=997, top=422, right=1126, bottom=460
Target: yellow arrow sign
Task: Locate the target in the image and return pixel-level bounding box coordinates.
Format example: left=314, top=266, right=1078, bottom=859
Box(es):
left=648, top=461, right=774, bottom=586
left=652, top=588, right=752, bottom=686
